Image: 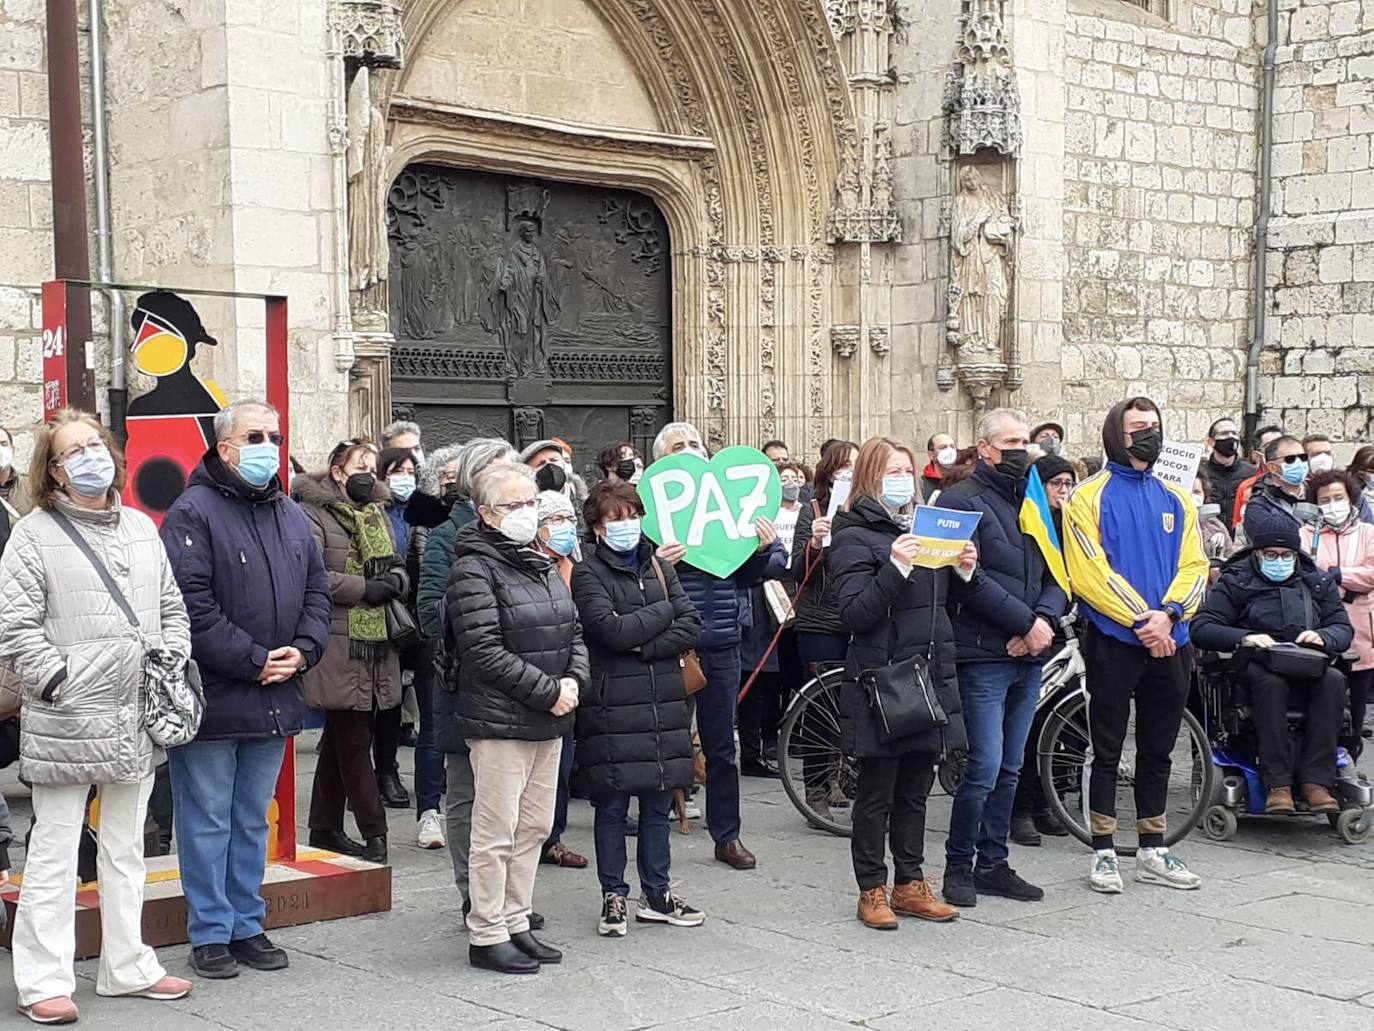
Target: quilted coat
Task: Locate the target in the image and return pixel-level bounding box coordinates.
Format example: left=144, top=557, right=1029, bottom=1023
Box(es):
left=829, top=497, right=966, bottom=759
left=571, top=537, right=702, bottom=796
left=437, top=521, right=589, bottom=746
left=292, top=473, right=405, bottom=712
left=0, top=496, right=191, bottom=785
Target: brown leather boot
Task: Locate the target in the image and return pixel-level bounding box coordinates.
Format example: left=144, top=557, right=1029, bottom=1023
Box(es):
left=890, top=879, right=959, bottom=922
left=1265, top=787, right=1295, bottom=814
left=1301, top=783, right=1340, bottom=813
left=857, top=886, right=898, bottom=930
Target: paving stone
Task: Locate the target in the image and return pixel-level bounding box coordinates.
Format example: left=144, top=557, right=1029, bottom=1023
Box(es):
left=1115, top=980, right=1367, bottom=1030
left=870, top=986, right=1168, bottom=1031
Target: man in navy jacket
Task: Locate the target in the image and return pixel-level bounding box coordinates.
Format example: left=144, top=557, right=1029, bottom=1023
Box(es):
left=651, top=422, right=787, bottom=871
left=937, top=408, right=1068, bottom=908
left=161, top=400, right=332, bottom=980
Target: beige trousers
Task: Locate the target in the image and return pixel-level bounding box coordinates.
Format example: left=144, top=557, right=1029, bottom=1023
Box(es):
left=464, top=737, right=562, bottom=946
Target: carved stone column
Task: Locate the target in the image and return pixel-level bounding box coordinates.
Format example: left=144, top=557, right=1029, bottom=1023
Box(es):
left=941, top=0, right=1022, bottom=411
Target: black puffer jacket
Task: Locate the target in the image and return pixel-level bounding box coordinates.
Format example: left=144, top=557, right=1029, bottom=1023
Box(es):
left=830, top=497, right=966, bottom=759
left=1192, top=549, right=1354, bottom=655
left=437, top=521, right=589, bottom=746
left=791, top=501, right=845, bottom=636
left=571, top=538, right=703, bottom=796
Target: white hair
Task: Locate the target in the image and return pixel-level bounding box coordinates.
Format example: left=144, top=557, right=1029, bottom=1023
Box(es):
left=471, top=462, right=536, bottom=510
left=652, top=421, right=702, bottom=460
left=213, top=399, right=278, bottom=442
left=976, top=407, right=1028, bottom=444
left=381, top=419, right=421, bottom=445
left=418, top=443, right=462, bottom=495
left=455, top=437, right=518, bottom=498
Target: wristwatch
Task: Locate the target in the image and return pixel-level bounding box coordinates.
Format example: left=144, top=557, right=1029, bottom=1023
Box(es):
left=1164, top=602, right=1184, bottom=624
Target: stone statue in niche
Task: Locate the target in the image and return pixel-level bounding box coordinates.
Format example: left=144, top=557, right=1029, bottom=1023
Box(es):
left=346, top=66, right=390, bottom=322
left=949, top=165, right=1013, bottom=358
left=491, top=218, right=560, bottom=379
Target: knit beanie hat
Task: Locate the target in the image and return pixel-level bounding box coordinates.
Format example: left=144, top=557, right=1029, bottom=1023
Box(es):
left=536, top=489, right=574, bottom=525
left=1245, top=505, right=1301, bottom=553
left=1033, top=454, right=1075, bottom=485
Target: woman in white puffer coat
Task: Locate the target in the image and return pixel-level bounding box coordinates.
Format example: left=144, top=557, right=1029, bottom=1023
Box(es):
left=0, top=409, right=193, bottom=1024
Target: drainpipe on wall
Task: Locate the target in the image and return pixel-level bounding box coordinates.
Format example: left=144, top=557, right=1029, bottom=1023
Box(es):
left=88, top=0, right=126, bottom=442
left=1244, top=0, right=1279, bottom=448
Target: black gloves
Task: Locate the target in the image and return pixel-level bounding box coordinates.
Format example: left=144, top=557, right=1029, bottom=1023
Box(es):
left=362, top=575, right=403, bottom=606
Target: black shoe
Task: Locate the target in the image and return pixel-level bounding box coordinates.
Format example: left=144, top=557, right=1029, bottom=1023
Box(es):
left=189, top=943, right=240, bottom=979
left=308, top=829, right=365, bottom=857
left=529, top=911, right=545, bottom=931
left=399, top=723, right=418, bottom=748
left=740, top=759, right=780, bottom=779
left=1010, top=815, right=1042, bottom=847
left=362, top=834, right=388, bottom=864
left=510, top=930, right=562, bottom=964
left=377, top=772, right=410, bottom=809
left=1033, top=809, right=1068, bottom=837
left=942, top=865, right=977, bottom=908
left=469, top=941, right=540, bottom=975
left=974, top=862, right=1045, bottom=902
left=228, top=933, right=289, bottom=971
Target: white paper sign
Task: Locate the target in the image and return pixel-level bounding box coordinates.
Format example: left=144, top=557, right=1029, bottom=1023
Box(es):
left=1153, top=441, right=1203, bottom=492
left=822, top=478, right=851, bottom=547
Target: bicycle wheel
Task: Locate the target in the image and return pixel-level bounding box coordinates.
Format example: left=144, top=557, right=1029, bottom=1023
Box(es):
left=1037, top=688, right=1214, bottom=856
left=778, top=671, right=857, bottom=836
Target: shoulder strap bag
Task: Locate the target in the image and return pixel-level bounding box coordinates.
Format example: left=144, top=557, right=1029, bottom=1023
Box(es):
left=649, top=558, right=707, bottom=696
left=49, top=509, right=204, bottom=748
left=858, top=566, right=949, bottom=744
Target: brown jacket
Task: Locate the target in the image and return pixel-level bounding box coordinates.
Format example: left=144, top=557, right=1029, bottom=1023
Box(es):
left=292, top=474, right=404, bottom=712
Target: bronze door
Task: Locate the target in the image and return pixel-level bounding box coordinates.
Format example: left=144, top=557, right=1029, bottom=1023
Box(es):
left=387, top=165, right=672, bottom=481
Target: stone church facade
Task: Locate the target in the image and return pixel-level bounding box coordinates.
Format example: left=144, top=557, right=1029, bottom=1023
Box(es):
left=0, top=0, right=1369, bottom=471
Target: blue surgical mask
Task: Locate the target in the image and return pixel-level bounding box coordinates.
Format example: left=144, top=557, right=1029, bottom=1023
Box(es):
left=1280, top=459, right=1308, bottom=486
left=881, top=474, right=915, bottom=509
left=388, top=473, right=416, bottom=502
left=233, top=443, right=280, bottom=488
left=1260, top=555, right=1296, bottom=582
left=604, top=518, right=641, bottom=553
left=63, top=447, right=116, bottom=498
left=544, top=522, right=577, bottom=556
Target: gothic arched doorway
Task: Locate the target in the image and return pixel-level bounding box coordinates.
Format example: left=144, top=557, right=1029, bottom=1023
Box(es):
left=387, top=164, right=672, bottom=477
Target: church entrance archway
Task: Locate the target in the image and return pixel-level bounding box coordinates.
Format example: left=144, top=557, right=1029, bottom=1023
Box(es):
left=387, top=163, right=672, bottom=477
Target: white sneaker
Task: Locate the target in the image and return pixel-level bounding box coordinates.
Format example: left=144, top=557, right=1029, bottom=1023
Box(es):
left=1135, top=849, right=1201, bottom=890
left=682, top=800, right=702, bottom=820
left=417, top=809, right=445, bottom=850
left=1088, top=851, right=1124, bottom=894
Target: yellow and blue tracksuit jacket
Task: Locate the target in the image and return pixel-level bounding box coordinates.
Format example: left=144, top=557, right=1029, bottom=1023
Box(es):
left=1063, top=462, right=1209, bottom=647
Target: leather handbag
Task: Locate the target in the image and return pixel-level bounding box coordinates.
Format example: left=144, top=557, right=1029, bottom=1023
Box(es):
left=384, top=598, right=421, bottom=653
left=859, top=566, right=947, bottom=744
left=1258, top=643, right=1328, bottom=680
left=649, top=559, right=708, bottom=696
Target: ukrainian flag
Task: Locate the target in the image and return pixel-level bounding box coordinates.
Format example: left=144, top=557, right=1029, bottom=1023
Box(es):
left=1020, top=466, right=1071, bottom=595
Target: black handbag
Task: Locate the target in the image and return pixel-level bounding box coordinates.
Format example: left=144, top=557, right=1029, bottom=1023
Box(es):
left=859, top=567, right=948, bottom=744
left=384, top=598, right=421, bottom=653
left=1258, top=643, right=1329, bottom=680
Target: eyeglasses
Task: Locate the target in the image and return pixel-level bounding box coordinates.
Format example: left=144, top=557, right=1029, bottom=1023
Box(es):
left=541, top=513, right=575, bottom=527
left=1046, top=477, right=1074, bottom=490
left=53, top=439, right=106, bottom=465
left=1276, top=454, right=1307, bottom=465
left=1259, top=549, right=1294, bottom=561
left=235, top=431, right=285, bottom=447
left=492, top=499, right=538, bottom=514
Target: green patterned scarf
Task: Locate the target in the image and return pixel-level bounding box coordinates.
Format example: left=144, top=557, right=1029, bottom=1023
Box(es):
left=326, top=499, right=395, bottom=662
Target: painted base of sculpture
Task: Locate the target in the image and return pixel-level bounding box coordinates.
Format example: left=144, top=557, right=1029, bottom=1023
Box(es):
left=0, top=850, right=392, bottom=961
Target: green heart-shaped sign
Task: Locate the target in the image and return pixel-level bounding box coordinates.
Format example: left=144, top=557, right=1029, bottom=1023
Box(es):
left=637, top=446, right=783, bottom=578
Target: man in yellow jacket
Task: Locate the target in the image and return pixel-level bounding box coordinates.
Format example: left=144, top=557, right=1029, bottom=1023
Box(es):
left=1064, top=397, right=1209, bottom=895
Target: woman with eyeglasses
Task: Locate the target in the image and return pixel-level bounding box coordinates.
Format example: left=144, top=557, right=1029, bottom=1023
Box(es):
left=0, top=409, right=193, bottom=1023
left=442, top=462, right=588, bottom=974
left=293, top=439, right=408, bottom=866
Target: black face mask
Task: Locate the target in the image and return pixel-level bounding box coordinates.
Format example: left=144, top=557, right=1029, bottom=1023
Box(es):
left=441, top=483, right=462, bottom=507
left=1213, top=437, right=1240, bottom=459
left=615, top=458, right=638, bottom=481
left=995, top=448, right=1030, bottom=480
left=1126, top=427, right=1163, bottom=465
left=344, top=472, right=376, bottom=504
left=535, top=463, right=567, bottom=493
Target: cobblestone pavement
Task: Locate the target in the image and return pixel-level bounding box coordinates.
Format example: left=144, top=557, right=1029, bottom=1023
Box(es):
left=2, top=733, right=1372, bottom=1030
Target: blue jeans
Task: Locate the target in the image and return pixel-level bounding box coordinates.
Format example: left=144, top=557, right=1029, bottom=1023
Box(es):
left=544, top=728, right=575, bottom=847
left=946, top=662, right=1041, bottom=869
left=412, top=661, right=444, bottom=817
left=169, top=736, right=287, bottom=946
left=592, top=790, right=673, bottom=897
left=697, top=646, right=743, bottom=845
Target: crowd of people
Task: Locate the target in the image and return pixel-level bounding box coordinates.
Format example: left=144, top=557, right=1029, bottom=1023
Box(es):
left=0, top=395, right=1368, bottom=1018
